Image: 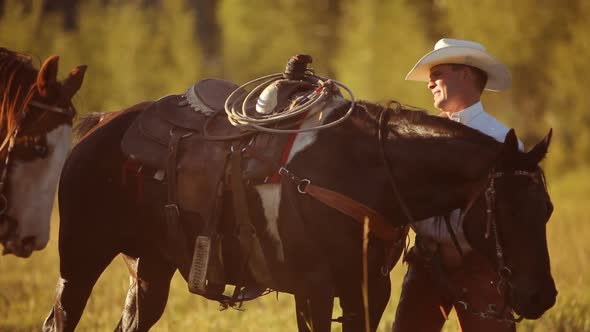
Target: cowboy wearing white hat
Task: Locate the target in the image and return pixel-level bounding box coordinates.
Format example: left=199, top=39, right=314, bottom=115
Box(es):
left=393, top=38, right=522, bottom=332
left=406, top=38, right=511, bottom=91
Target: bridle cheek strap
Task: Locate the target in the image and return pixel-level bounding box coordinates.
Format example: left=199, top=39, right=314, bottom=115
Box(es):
left=447, top=168, right=540, bottom=323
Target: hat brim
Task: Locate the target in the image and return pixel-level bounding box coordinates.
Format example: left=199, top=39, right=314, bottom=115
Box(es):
left=405, top=46, right=511, bottom=91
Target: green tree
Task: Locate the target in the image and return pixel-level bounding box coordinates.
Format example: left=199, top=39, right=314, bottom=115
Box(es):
left=218, top=0, right=340, bottom=82
left=0, top=0, right=60, bottom=56
left=2, top=0, right=203, bottom=115
left=544, top=0, right=590, bottom=173
left=436, top=0, right=575, bottom=149
left=334, top=0, right=432, bottom=107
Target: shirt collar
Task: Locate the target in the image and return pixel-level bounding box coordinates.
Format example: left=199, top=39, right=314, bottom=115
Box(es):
left=448, top=101, right=484, bottom=124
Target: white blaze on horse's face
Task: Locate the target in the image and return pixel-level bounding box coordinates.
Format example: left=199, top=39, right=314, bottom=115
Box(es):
left=4, top=124, right=72, bottom=257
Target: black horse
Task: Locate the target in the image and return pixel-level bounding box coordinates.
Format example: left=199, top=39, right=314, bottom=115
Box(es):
left=42, top=92, right=555, bottom=331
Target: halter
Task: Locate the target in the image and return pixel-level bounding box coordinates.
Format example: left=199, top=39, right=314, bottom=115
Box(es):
left=453, top=167, right=541, bottom=323
left=0, top=99, right=75, bottom=241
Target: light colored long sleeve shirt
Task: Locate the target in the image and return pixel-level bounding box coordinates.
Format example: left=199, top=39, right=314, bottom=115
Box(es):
left=412, top=101, right=523, bottom=256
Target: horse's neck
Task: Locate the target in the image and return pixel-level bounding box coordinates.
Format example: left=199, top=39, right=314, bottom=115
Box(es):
left=314, top=101, right=499, bottom=222
left=386, top=125, right=499, bottom=221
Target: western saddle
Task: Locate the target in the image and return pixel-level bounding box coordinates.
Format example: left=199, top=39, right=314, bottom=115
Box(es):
left=121, top=75, right=316, bottom=305
left=120, top=55, right=408, bottom=307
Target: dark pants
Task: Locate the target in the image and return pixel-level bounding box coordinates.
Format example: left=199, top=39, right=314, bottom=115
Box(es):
left=392, top=247, right=516, bottom=332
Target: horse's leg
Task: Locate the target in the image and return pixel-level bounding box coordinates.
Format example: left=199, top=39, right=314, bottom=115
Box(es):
left=114, top=254, right=176, bottom=332
left=338, top=267, right=391, bottom=332
left=294, top=295, right=313, bottom=332
left=294, top=294, right=334, bottom=332
left=42, top=192, right=119, bottom=332
left=42, top=249, right=118, bottom=332
left=43, top=108, right=143, bottom=332
left=277, top=182, right=336, bottom=331
left=293, top=268, right=335, bottom=332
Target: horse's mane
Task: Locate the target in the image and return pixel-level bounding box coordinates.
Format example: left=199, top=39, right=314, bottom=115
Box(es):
left=0, top=48, right=38, bottom=151
left=354, top=100, right=499, bottom=148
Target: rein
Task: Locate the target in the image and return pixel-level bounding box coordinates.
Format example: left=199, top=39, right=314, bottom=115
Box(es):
left=376, top=105, right=416, bottom=226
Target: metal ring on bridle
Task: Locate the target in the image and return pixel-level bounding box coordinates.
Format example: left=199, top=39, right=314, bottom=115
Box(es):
left=297, top=179, right=311, bottom=194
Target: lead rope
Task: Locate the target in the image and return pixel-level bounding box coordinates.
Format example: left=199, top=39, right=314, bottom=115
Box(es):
left=375, top=106, right=412, bottom=277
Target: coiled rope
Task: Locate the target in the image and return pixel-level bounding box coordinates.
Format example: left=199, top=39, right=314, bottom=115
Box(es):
left=223, top=55, right=356, bottom=134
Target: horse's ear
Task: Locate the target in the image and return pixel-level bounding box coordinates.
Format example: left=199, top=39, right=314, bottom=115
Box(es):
left=37, top=55, right=60, bottom=97
left=527, top=128, right=553, bottom=165
left=501, top=129, right=520, bottom=156
left=61, top=64, right=87, bottom=100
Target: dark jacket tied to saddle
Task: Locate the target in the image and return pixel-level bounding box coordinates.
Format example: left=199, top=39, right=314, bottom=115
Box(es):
left=120, top=76, right=319, bottom=304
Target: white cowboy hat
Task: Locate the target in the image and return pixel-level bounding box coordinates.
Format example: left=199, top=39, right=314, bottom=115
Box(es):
left=405, top=38, right=511, bottom=91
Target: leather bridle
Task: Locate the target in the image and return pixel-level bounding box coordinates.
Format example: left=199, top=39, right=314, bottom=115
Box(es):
left=451, top=167, right=543, bottom=323
left=375, top=103, right=549, bottom=323
left=0, top=99, right=75, bottom=241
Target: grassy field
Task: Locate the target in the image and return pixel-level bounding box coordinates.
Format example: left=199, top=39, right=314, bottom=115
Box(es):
left=1, top=167, right=589, bottom=331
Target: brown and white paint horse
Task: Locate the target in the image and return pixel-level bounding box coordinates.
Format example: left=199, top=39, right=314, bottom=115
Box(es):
left=0, top=48, right=86, bottom=257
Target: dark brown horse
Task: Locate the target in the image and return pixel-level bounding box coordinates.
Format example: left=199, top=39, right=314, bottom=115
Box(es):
left=42, top=91, right=555, bottom=331
left=0, top=48, right=86, bottom=257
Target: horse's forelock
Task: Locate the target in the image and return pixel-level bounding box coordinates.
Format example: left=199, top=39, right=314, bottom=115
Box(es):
left=0, top=50, right=38, bottom=151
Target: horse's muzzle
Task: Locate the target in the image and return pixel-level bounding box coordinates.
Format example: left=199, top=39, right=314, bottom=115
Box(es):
left=512, top=280, right=558, bottom=319
left=2, top=235, right=37, bottom=258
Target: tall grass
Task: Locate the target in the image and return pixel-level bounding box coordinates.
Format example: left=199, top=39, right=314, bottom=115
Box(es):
left=1, top=168, right=589, bottom=331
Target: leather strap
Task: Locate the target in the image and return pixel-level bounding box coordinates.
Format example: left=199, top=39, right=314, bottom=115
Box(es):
left=443, top=214, right=465, bottom=258
left=165, top=129, right=183, bottom=220
left=163, top=128, right=191, bottom=272
left=305, top=183, right=407, bottom=242
left=230, top=146, right=256, bottom=306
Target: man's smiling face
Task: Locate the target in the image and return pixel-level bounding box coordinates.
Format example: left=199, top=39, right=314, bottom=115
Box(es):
left=428, top=64, right=472, bottom=113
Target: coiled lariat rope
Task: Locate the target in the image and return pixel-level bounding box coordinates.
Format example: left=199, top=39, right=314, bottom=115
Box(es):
left=223, top=55, right=356, bottom=134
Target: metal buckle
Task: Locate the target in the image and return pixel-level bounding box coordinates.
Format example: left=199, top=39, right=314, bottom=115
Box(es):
left=164, top=203, right=179, bottom=217
left=297, top=179, right=310, bottom=194
left=278, top=167, right=289, bottom=176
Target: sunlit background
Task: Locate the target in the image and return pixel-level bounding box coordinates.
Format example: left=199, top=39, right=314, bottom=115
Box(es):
left=1, top=0, right=589, bottom=331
